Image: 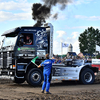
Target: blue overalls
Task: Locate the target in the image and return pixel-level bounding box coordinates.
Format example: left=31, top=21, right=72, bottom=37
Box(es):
left=40, top=59, right=54, bottom=92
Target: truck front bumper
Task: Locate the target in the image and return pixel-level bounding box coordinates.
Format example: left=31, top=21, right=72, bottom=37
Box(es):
left=0, top=70, right=15, bottom=76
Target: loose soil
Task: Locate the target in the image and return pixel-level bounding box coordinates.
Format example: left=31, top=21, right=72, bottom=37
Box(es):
left=0, top=73, right=100, bottom=100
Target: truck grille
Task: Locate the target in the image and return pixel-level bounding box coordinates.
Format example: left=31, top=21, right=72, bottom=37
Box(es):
left=0, top=52, right=13, bottom=69
left=0, top=53, right=2, bottom=68
left=3, top=52, right=7, bottom=68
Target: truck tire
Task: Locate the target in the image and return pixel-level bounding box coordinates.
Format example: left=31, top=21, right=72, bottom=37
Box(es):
left=26, top=68, right=43, bottom=86
left=80, top=68, right=95, bottom=84
left=13, top=77, right=25, bottom=84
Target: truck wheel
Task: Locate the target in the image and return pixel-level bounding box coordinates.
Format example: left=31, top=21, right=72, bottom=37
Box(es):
left=80, top=68, right=95, bottom=84
left=26, top=68, right=43, bottom=86
left=13, top=77, right=25, bottom=84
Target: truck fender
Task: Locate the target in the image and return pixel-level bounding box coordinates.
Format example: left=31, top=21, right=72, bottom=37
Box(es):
left=25, top=62, right=37, bottom=73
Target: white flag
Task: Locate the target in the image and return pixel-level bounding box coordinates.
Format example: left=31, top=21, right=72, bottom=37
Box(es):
left=96, top=45, right=100, bottom=52
left=62, top=43, right=69, bottom=47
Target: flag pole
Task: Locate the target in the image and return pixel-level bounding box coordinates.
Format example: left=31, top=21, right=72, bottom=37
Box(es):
left=61, top=42, right=63, bottom=62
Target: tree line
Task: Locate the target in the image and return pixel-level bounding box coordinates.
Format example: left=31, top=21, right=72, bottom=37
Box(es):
left=79, top=27, right=100, bottom=55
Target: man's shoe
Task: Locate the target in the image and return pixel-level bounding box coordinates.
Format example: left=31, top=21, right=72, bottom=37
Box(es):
left=41, top=90, right=44, bottom=93
left=45, top=92, right=51, bottom=94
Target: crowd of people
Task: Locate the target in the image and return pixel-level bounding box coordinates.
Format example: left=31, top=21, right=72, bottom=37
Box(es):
left=53, top=54, right=93, bottom=64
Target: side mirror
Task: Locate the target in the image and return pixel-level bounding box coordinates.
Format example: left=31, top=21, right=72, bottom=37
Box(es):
left=0, top=41, right=1, bottom=49
left=18, top=38, right=24, bottom=46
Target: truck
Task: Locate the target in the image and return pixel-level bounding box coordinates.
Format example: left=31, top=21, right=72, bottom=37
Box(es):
left=0, top=23, right=98, bottom=86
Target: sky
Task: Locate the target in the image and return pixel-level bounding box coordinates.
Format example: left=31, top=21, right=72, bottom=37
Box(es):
left=0, top=0, right=100, bottom=55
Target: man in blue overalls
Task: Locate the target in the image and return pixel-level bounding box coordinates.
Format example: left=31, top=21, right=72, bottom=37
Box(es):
left=38, top=54, right=54, bottom=94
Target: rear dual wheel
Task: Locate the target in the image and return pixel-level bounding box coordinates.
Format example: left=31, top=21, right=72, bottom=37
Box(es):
left=80, top=68, right=95, bottom=84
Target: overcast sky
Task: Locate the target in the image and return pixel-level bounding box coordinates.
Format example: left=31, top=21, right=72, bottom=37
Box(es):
left=0, top=0, right=100, bottom=55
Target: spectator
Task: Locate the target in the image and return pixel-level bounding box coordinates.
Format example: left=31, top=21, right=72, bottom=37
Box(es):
left=24, top=35, right=32, bottom=45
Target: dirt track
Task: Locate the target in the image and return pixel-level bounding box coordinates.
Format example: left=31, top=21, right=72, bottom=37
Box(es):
left=0, top=74, right=100, bottom=100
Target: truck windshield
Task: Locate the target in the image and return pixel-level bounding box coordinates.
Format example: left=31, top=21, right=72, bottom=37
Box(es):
left=2, top=36, right=17, bottom=47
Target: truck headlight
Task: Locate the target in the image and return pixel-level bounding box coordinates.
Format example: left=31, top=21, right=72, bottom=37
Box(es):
left=10, top=65, right=16, bottom=69
left=10, top=72, right=13, bottom=75
left=10, top=65, right=12, bottom=69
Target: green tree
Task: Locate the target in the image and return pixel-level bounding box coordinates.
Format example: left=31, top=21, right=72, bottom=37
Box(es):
left=79, top=30, right=88, bottom=53
left=79, top=27, right=100, bottom=55
left=95, top=29, right=100, bottom=46
left=96, top=55, right=100, bottom=59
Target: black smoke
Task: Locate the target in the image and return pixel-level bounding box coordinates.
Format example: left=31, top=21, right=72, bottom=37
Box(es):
left=32, top=0, right=72, bottom=27
left=42, top=0, right=72, bottom=10
left=32, top=3, right=50, bottom=27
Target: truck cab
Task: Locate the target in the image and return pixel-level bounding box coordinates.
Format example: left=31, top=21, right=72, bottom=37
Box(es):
left=0, top=23, right=53, bottom=86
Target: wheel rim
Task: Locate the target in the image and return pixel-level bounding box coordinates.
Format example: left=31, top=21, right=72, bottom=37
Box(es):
left=84, top=72, right=92, bottom=83
left=31, top=71, right=41, bottom=83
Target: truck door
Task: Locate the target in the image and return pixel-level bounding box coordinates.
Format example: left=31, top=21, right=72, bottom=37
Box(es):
left=16, top=32, right=36, bottom=60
